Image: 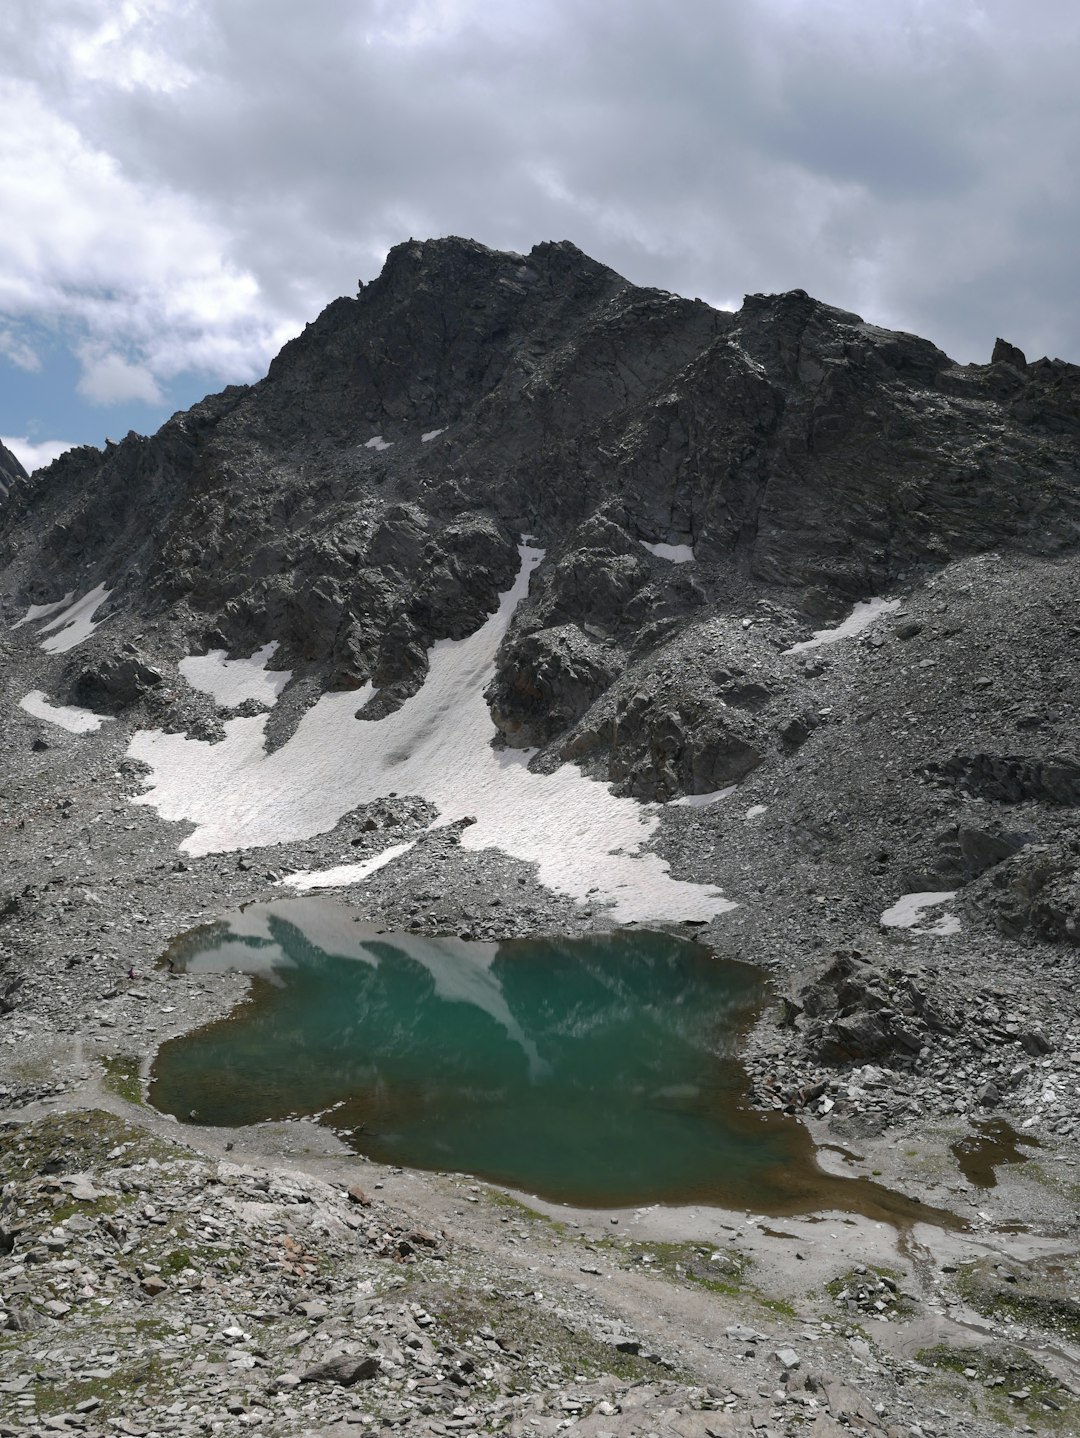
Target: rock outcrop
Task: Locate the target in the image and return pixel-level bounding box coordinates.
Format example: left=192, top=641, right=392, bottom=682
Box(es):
left=0, top=439, right=26, bottom=497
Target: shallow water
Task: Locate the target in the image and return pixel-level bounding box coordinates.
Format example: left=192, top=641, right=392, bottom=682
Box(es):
left=151, top=899, right=962, bottom=1224
left=951, top=1118, right=1040, bottom=1188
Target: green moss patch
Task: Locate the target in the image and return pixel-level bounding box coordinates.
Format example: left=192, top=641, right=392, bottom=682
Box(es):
left=917, top=1342, right=1077, bottom=1431
left=957, top=1259, right=1080, bottom=1343
left=415, top=1282, right=679, bottom=1387
left=101, top=1054, right=143, bottom=1105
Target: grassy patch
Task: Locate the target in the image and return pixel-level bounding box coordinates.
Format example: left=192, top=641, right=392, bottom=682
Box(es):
left=101, top=1054, right=143, bottom=1105
left=758, top=1295, right=798, bottom=1318
left=956, top=1259, right=1080, bottom=1344
left=484, top=1189, right=565, bottom=1231
left=21, top=1352, right=175, bottom=1425
left=417, top=1282, right=677, bottom=1386
left=917, top=1342, right=1077, bottom=1431
left=0, top=1110, right=180, bottom=1181
left=600, top=1238, right=749, bottom=1296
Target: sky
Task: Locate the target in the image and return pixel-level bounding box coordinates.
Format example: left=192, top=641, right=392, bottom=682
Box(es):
left=2, top=0, right=1078, bottom=472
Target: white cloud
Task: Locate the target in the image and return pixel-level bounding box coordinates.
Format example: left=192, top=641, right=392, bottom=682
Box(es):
left=0, top=326, right=40, bottom=371
left=0, top=0, right=1079, bottom=426
left=1, top=435, right=77, bottom=472
left=76, top=346, right=163, bottom=405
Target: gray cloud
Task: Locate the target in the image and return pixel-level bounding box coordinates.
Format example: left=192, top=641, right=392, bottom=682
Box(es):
left=1, top=0, right=1078, bottom=419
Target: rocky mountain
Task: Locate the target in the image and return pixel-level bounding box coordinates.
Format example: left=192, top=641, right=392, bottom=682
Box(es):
left=0, top=437, right=26, bottom=496
left=3, top=239, right=1080, bottom=1438
left=3, top=237, right=1079, bottom=799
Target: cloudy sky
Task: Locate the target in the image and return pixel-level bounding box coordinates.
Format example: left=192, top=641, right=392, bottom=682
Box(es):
left=2, top=0, right=1077, bottom=470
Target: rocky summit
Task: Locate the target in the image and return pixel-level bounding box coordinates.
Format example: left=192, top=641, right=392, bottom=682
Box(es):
left=1, top=237, right=1080, bottom=1438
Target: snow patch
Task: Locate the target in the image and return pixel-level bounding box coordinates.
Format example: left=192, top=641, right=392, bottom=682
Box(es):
left=12, top=592, right=75, bottom=629
left=785, top=597, right=900, bottom=654
left=35, top=585, right=112, bottom=653
left=281, top=841, right=417, bottom=892
left=880, top=891, right=960, bottom=937
left=19, top=690, right=113, bottom=734
left=669, top=787, right=737, bottom=808
left=128, top=545, right=732, bottom=925
left=365, top=435, right=392, bottom=451
left=421, top=428, right=445, bottom=442
left=180, top=642, right=291, bottom=708
left=745, top=804, right=767, bottom=819
left=641, top=541, right=695, bottom=564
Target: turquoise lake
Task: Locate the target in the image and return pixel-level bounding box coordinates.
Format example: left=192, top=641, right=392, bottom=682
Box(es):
left=150, top=899, right=954, bottom=1221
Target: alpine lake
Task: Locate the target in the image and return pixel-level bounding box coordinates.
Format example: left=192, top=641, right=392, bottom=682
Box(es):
left=150, top=898, right=956, bottom=1226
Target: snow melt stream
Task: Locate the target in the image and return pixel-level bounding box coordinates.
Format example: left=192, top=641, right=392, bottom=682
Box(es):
left=128, top=545, right=732, bottom=924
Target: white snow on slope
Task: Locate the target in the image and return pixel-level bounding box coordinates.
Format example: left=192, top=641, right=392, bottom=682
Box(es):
left=128, top=544, right=732, bottom=925
left=641, top=541, right=695, bottom=563
left=421, top=428, right=445, bottom=442
left=281, top=841, right=417, bottom=892
left=785, top=597, right=900, bottom=654
left=880, top=891, right=960, bottom=936
left=669, top=787, right=736, bottom=809
left=365, top=435, right=392, bottom=451
left=12, top=592, right=74, bottom=629
left=34, top=585, right=112, bottom=653
left=19, top=690, right=113, bottom=734
left=180, top=642, right=292, bottom=708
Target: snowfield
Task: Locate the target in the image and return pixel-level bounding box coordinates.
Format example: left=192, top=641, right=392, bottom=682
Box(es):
left=880, top=890, right=960, bottom=937
left=129, top=545, right=733, bottom=924
left=179, top=642, right=292, bottom=708
left=19, top=690, right=113, bottom=734
left=785, top=596, right=900, bottom=654
left=640, top=540, right=695, bottom=563
left=31, top=585, right=113, bottom=653
left=12, top=592, right=75, bottom=629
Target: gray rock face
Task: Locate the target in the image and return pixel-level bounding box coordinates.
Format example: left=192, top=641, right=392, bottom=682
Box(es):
left=486, top=624, right=621, bottom=748
left=981, top=840, right=1080, bottom=944
left=588, top=675, right=766, bottom=802
left=792, top=951, right=953, bottom=1064
left=0, top=440, right=26, bottom=498
left=3, top=236, right=1080, bottom=798
left=929, top=754, right=1080, bottom=806
left=70, top=649, right=164, bottom=712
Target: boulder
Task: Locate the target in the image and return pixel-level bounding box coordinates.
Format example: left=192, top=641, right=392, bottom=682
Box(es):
left=927, top=753, right=1080, bottom=806
left=487, top=623, right=622, bottom=747
left=980, top=840, right=1080, bottom=943
left=930, top=824, right=1030, bottom=882
left=71, top=649, right=163, bottom=711
left=299, top=1351, right=380, bottom=1385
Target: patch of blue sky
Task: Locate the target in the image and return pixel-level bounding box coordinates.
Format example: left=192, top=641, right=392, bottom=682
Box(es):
left=0, top=316, right=241, bottom=464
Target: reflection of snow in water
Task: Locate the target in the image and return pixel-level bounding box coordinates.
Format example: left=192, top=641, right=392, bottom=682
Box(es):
left=130, top=546, right=732, bottom=924
left=186, top=900, right=547, bottom=1077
